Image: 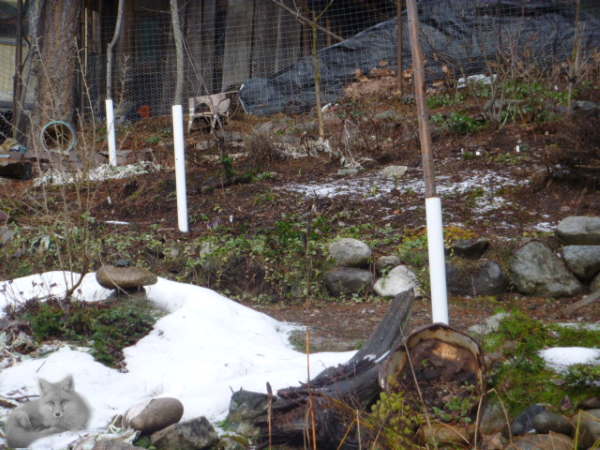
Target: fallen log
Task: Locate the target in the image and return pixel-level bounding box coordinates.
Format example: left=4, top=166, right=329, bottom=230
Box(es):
left=226, top=289, right=416, bottom=449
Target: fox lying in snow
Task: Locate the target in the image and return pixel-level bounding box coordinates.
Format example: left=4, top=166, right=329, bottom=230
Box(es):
left=5, top=375, right=91, bottom=448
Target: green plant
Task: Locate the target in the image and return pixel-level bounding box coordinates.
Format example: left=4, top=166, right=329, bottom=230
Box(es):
left=22, top=298, right=159, bottom=368
left=145, top=135, right=161, bottom=145
left=431, top=112, right=486, bottom=135
left=483, top=312, right=600, bottom=415
left=368, top=392, right=423, bottom=449
left=427, top=92, right=466, bottom=109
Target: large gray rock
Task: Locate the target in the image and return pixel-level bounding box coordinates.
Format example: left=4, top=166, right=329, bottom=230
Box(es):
left=324, top=267, right=373, bottom=296
left=446, top=260, right=507, bottom=296
left=0, top=225, right=14, bottom=247
left=328, top=238, right=372, bottom=267
left=124, top=397, right=184, bottom=435
left=151, top=417, right=218, bottom=450
left=479, top=396, right=508, bottom=435
left=451, top=238, right=490, bottom=259
left=505, top=433, right=573, bottom=450
left=509, top=241, right=583, bottom=297
left=562, top=245, right=600, bottom=280
left=96, top=265, right=158, bottom=290
left=380, top=165, right=408, bottom=179
left=557, top=216, right=600, bottom=245
left=373, top=265, right=418, bottom=297
left=375, top=255, right=402, bottom=274
left=225, top=389, right=269, bottom=438
left=531, top=410, right=573, bottom=436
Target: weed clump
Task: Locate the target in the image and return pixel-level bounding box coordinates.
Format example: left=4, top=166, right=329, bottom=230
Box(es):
left=11, top=297, right=159, bottom=368
left=483, top=311, right=600, bottom=415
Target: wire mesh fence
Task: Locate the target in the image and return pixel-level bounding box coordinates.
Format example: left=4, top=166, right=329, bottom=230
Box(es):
left=7, top=0, right=600, bottom=124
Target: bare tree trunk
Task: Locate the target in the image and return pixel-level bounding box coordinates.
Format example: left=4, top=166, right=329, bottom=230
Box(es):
left=29, top=0, right=82, bottom=152
left=170, top=0, right=185, bottom=105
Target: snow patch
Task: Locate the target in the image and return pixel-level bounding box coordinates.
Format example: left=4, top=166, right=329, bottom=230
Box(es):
left=0, top=272, right=354, bottom=448
left=34, top=161, right=162, bottom=186
left=540, top=347, right=600, bottom=373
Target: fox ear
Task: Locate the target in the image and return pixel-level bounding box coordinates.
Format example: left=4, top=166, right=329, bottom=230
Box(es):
left=38, top=378, right=51, bottom=395
left=60, top=375, right=74, bottom=392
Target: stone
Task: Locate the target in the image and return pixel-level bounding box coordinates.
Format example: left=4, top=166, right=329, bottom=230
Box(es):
left=592, top=272, right=600, bottom=292
left=218, top=435, right=249, bottom=450
left=375, top=255, right=402, bottom=274
left=225, top=390, right=269, bottom=437
left=509, top=241, right=583, bottom=297
left=479, top=396, right=509, bottom=435
left=124, top=397, right=184, bottom=435
left=328, top=238, right=372, bottom=267
left=92, top=440, right=145, bottom=450
left=574, top=100, right=600, bottom=115
left=417, top=423, right=473, bottom=447
left=562, top=245, right=600, bottom=280
left=0, top=225, right=15, bottom=247
left=374, top=110, right=403, bottom=121
left=451, top=238, right=490, bottom=259
left=446, top=260, right=507, bottom=296
left=324, top=267, right=373, bottom=296
left=468, top=312, right=510, bottom=336
left=96, top=265, right=158, bottom=290
left=380, top=165, right=408, bottom=179
left=336, top=167, right=360, bottom=177
left=574, top=409, right=600, bottom=449
left=556, top=216, right=600, bottom=245
left=505, top=432, right=573, bottom=450
left=151, top=417, right=218, bottom=450
left=580, top=397, right=600, bottom=410
left=10, top=331, right=36, bottom=353
left=511, top=404, right=548, bottom=436
left=373, top=265, right=418, bottom=297
left=531, top=410, right=573, bottom=436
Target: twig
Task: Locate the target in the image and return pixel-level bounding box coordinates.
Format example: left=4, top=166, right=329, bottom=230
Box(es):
left=269, top=0, right=343, bottom=42
left=565, top=290, right=600, bottom=315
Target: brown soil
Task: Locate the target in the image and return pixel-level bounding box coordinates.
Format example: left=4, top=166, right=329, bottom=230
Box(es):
left=1, top=79, right=600, bottom=347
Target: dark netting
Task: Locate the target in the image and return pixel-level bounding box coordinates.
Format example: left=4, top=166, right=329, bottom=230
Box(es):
left=84, top=1, right=599, bottom=119
left=240, top=0, right=600, bottom=115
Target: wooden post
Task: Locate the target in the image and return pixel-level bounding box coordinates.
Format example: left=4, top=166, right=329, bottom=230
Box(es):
left=406, top=0, right=435, bottom=197
left=406, top=0, right=449, bottom=324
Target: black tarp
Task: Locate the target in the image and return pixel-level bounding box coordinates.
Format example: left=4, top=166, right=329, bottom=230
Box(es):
left=240, top=0, right=600, bottom=115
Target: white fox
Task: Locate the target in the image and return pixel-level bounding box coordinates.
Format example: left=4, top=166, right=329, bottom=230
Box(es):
left=5, top=375, right=91, bottom=448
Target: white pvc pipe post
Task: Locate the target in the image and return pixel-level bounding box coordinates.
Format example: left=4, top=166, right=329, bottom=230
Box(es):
left=172, top=104, right=189, bottom=233
left=425, top=196, right=449, bottom=324
left=105, top=99, right=118, bottom=166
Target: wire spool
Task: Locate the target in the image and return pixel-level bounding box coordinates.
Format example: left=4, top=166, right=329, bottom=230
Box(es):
left=40, top=120, right=77, bottom=155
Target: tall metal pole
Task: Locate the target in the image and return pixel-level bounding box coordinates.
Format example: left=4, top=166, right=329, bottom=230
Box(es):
left=406, top=0, right=449, bottom=324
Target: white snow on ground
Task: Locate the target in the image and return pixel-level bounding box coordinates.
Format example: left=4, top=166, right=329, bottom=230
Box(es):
left=540, top=347, right=600, bottom=373
left=0, top=272, right=353, bottom=449
left=533, top=221, right=556, bottom=232
left=283, top=171, right=524, bottom=215
left=34, top=161, right=162, bottom=186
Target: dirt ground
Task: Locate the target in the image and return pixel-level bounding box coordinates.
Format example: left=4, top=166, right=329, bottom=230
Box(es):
left=1, top=78, right=600, bottom=348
